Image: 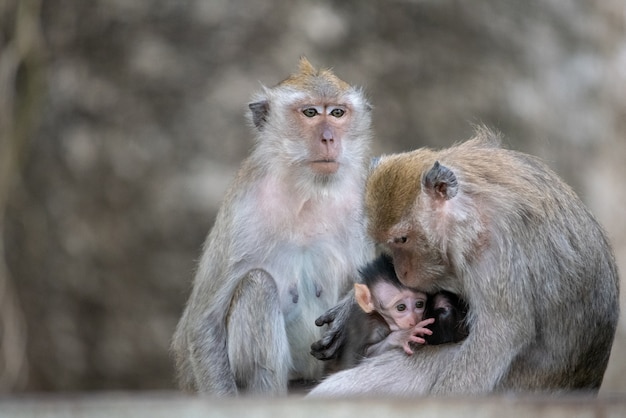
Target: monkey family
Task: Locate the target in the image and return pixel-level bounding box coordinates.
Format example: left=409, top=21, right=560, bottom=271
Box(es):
left=173, top=59, right=620, bottom=397
left=309, top=129, right=619, bottom=397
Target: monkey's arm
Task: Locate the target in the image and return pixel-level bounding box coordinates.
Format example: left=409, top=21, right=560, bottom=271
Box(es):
left=430, top=287, right=534, bottom=394
left=310, top=290, right=355, bottom=360
left=367, top=318, right=435, bottom=356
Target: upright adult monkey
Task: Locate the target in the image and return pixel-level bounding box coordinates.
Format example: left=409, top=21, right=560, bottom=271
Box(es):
left=309, top=127, right=619, bottom=396
left=172, top=58, right=373, bottom=396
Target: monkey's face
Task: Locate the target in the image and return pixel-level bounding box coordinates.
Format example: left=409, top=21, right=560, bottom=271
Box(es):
left=291, top=101, right=353, bottom=176
left=377, top=225, right=447, bottom=291
left=371, top=282, right=427, bottom=331
left=249, top=58, right=371, bottom=182
left=366, top=152, right=454, bottom=291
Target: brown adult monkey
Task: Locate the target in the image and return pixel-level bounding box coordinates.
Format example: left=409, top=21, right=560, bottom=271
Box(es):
left=171, top=58, right=373, bottom=396
left=309, top=127, right=619, bottom=397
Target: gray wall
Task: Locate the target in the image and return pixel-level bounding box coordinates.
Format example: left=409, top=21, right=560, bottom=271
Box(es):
left=1, top=0, right=625, bottom=393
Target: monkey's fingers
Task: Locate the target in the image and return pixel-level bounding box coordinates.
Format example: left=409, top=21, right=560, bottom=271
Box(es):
left=417, top=317, right=436, bottom=327
left=402, top=343, right=415, bottom=356
left=314, top=303, right=342, bottom=326
left=309, top=343, right=337, bottom=360
left=314, top=312, right=335, bottom=327
left=409, top=335, right=427, bottom=345
left=310, top=332, right=343, bottom=360
left=412, top=326, right=433, bottom=337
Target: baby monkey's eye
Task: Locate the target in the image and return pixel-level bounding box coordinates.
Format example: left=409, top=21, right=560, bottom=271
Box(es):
left=396, top=303, right=407, bottom=312
left=415, top=300, right=425, bottom=309
left=302, top=108, right=318, bottom=117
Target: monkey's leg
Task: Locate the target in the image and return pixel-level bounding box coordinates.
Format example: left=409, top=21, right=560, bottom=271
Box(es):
left=227, top=269, right=291, bottom=396
left=307, top=344, right=460, bottom=398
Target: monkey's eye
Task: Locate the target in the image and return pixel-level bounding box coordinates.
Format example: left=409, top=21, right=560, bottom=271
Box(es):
left=302, top=108, right=318, bottom=117
left=329, top=108, right=345, bottom=118
left=396, top=304, right=407, bottom=312
left=415, top=300, right=425, bottom=309
left=393, top=236, right=408, bottom=244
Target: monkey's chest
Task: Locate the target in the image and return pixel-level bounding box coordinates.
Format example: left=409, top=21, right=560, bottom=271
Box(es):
left=268, top=244, right=348, bottom=317
left=267, top=246, right=349, bottom=378
left=255, top=185, right=359, bottom=244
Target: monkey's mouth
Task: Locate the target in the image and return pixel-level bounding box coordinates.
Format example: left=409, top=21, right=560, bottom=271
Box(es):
left=310, top=160, right=339, bottom=174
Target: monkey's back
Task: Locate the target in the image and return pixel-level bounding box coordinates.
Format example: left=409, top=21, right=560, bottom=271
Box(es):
left=439, top=131, right=620, bottom=391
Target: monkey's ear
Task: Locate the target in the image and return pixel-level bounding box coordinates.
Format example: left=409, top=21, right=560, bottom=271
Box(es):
left=248, top=100, right=270, bottom=130
left=422, top=161, right=458, bottom=200
left=354, top=283, right=375, bottom=313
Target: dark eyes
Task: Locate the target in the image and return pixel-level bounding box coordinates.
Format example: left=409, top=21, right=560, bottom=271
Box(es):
left=394, top=236, right=408, bottom=244
left=397, top=301, right=424, bottom=312
left=302, top=108, right=318, bottom=117
left=301, top=108, right=345, bottom=118
left=330, top=108, right=345, bottom=118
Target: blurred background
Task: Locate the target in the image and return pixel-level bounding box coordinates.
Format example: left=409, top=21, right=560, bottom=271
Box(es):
left=0, top=0, right=624, bottom=394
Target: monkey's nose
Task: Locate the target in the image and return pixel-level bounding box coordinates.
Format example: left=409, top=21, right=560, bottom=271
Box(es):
left=322, top=128, right=334, bottom=142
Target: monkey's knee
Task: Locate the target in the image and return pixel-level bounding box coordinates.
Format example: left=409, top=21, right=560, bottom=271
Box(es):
left=228, top=269, right=283, bottom=340
left=233, top=269, right=278, bottom=301
left=228, top=269, right=290, bottom=395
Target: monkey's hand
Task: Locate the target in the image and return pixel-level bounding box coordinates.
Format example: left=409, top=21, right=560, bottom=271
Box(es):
left=310, top=292, right=355, bottom=361
left=400, top=318, right=435, bottom=355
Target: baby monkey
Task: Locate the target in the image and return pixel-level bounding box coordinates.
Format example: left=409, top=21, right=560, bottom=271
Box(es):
left=316, top=254, right=468, bottom=369
left=354, top=256, right=433, bottom=356
left=353, top=254, right=468, bottom=358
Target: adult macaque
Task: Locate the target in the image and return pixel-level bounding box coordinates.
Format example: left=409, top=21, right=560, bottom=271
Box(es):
left=309, top=128, right=620, bottom=397
left=172, top=58, right=373, bottom=396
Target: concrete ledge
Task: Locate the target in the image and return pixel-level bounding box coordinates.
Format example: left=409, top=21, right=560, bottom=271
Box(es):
left=1, top=392, right=626, bottom=418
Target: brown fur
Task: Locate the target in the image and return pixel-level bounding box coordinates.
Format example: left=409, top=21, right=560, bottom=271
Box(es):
left=279, top=57, right=351, bottom=92
left=309, top=127, right=619, bottom=397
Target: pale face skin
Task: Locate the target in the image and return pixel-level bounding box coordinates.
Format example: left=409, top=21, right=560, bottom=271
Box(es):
left=294, top=102, right=352, bottom=176
left=372, top=283, right=428, bottom=331
left=355, top=281, right=435, bottom=355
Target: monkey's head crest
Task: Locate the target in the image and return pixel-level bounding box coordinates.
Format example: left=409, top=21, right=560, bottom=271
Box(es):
left=278, top=57, right=351, bottom=94
left=365, top=151, right=437, bottom=239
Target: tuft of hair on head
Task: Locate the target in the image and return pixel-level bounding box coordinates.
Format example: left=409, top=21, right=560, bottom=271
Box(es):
left=462, top=124, right=503, bottom=149
left=358, top=254, right=404, bottom=289
left=277, top=56, right=351, bottom=94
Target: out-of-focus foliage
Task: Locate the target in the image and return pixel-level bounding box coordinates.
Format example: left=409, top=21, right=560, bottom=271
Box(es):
left=1, top=0, right=625, bottom=391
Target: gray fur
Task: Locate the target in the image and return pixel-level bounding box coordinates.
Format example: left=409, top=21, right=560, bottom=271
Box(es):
left=171, top=65, right=373, bottom=396
left=310, top=129, right=619, bottom=397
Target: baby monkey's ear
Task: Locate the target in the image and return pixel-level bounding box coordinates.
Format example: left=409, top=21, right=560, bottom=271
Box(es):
left=354, top=283, right=375, bottom=313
